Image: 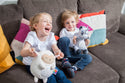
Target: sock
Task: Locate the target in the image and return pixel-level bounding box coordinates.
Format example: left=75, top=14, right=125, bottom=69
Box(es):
left=72, top=66, right=77, bottom=71
left=63, top=58, right=69, bottom=63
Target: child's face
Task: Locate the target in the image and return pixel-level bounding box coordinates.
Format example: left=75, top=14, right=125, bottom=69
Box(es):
left=64, top=16, right=76, bottom=31
left=35, top=14, right=52, bottom=36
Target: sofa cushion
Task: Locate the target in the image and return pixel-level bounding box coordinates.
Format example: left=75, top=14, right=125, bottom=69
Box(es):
left=118, top=14, right=125, bottom=35
left=0, top=4, right=23, bottom=44
left=0, top=64, right=41, bottom=83
left=77, top=10, right=108, bottom=48
left=89, top=32, right=125, bottom=83
left=0, top=4, right=23, bottom=25
left=77, top=0, right=124, bottom=35
left=70, top=53, right=119, bottom=83
left=18, top=0, right=77, bottom=35
left=0, top=53, right=119, bottom=83
left=11, top=18, right=30, bottom=65
left=0, top=25, right=15, bottom=73
left=2, top=20, right=21, bottom=45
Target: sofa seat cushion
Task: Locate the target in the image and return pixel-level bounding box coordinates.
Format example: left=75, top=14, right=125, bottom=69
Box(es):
left=0, top=53, right=119, bottom=83
left=89, top=32, right=125, bottom=83
left=0, top=64, right=41, bottom=83
left=57, top=53, right=119, bottom=83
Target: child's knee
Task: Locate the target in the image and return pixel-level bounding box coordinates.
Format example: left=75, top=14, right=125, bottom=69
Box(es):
left=59, top=37, right=70, bottom=43
left=56, top=69, right=66, bottom=80
left=47, top=74, right=57, bottom=83
left=87, top=55, right=92, bottom=63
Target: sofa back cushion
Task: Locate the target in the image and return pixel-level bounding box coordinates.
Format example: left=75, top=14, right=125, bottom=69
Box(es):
left=118, top=14, right=125, bottom=35
left=77, top=0, right=124, bottom=35
left=0, top=4, right=23, bottom=24
left=0, top=4, right=23, bottom=44
left=18, top=0, right=78, bottom=35
left=2, top=20, right=21, bottom=45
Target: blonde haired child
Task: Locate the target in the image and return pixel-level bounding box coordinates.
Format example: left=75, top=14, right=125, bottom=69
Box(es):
left=21, top=12, right=71, bottom=83
left=58, top=10, right=92, bottom=78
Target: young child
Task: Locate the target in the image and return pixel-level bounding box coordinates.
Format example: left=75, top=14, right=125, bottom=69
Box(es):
left=20, top=12, right=71, bottom=83
left=57, top=10, right=92, bottom=78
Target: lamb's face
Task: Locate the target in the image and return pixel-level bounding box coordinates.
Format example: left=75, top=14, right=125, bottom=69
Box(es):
left=30, top=50, right=56, bottom=80
left=41, top=54, right=55, bottom=64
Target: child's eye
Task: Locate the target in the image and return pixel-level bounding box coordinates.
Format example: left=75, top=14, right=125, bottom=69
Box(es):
left=66, top=22, right=69, bottom=24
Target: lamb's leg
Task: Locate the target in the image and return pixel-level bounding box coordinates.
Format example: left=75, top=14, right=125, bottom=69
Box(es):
left=73, top=45, right=79, bottom=52
left=43, top=78, right=47, bottom=83
left=73, top=45, right=81, bottom=54
left=34, top=76, right=38, bottom=83
left=83, top=49, right=88, bottom=54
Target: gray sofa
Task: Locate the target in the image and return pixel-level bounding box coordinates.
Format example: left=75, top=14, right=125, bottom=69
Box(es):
left=0, top=0, right=125, bottom=83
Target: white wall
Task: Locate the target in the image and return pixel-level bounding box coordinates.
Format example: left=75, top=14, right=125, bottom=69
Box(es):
left=0, top=0, right=17, bottom=5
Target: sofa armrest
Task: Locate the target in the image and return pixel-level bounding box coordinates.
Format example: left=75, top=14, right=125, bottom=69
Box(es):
left=118, top=14, right=125, bottom=35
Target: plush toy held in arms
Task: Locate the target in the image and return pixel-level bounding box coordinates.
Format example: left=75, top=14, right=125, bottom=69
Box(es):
left=30, top=50, right=56, bottom=83
left=73, top=26, right=89, bottom=54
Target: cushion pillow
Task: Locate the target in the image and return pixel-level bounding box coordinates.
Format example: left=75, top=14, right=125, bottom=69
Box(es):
left=11, top=18, right=30, bottom=65
left=0, top=25, right=15, bottom=73
left=79, top=10, right=105, bottom=18
left=77, top=10, right=108, bottom=48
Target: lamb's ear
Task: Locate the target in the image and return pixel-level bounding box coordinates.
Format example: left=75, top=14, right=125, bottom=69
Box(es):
left=79, top=26, right=82, bottom=30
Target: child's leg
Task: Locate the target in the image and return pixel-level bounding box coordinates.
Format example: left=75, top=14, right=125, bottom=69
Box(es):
left=72, top=54, right=92, bottom=70
left=57, top=37, right=71, bottom=58
left=47, top=74, right=57, bottom=83
left=57, top=37, right=75, bottom=78
left=61, top=58, right=75, bottom=78
left=55, top=67, right=72, bottom=83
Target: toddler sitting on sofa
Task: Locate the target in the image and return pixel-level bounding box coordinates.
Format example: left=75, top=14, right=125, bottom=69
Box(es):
left=58, top=10, right=92, bottom=78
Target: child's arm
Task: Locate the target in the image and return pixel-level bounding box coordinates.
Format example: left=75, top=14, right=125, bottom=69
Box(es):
left=52, top=44, right=64, bottom=60
left=20, top=42, right=37, bottom=57
left=85, top=39, right=90, bottom=46
left=73, top=36, right=77, bottom=44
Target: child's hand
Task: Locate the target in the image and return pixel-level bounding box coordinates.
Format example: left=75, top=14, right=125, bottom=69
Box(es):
left=85, top=39, right=90, bottom=46
left=54, top=49, right=64, bottom=60
left=29, top=48, right=37, bottom=57
left=59, top=51, right=64, bottom=59
left=73, top=36, right=77, bottom=44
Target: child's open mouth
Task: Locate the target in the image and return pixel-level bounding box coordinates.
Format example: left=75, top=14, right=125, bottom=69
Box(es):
left=45, top=27, right=50, bottom=33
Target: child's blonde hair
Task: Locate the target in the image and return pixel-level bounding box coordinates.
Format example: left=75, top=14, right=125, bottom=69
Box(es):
left=61, top=10, right=79, bottom=26
left=30, top=12, right=52, bottom=31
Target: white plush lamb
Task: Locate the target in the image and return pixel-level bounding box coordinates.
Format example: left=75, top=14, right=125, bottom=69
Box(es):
left=73, top=26, right=89, bottom=54
left=30, top=50, right=56, bottom=83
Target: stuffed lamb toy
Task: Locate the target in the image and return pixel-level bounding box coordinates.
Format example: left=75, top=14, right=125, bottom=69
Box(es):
left=73, top=26, right=89, bottom=54
left=30, top=50, right=56, bottom=83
